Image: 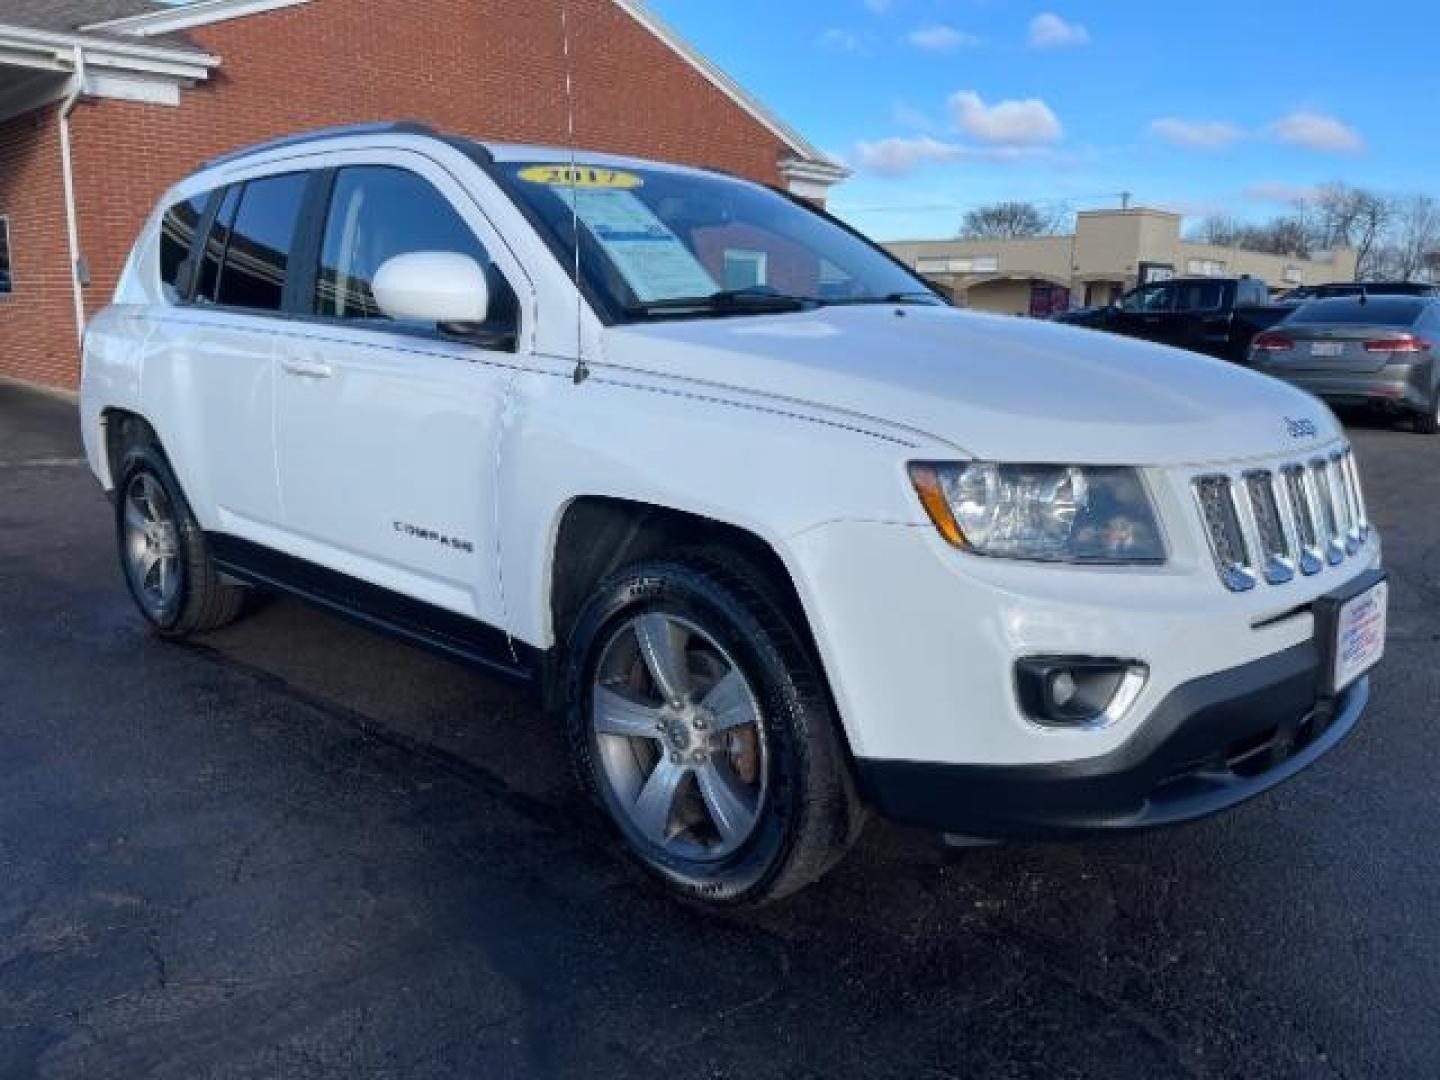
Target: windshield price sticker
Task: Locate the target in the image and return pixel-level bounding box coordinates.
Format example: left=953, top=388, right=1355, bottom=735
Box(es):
left=566, top=188, right=716, bottom=301
left=519, top=165, right=644, bottom=189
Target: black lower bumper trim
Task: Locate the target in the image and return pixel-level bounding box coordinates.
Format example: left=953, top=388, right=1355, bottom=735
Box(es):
left=857, top=641, right=1367, bottom=838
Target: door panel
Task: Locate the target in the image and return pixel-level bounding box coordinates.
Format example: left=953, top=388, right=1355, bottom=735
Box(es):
left=273, top=157, right=525, bottom=628
left=274, top=329, right=512, bottom=622
left=143, top=312, right=280, bottom=534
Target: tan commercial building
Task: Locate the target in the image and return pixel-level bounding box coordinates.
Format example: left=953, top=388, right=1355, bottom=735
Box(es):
left=886, top=208, right=1358, bottom=317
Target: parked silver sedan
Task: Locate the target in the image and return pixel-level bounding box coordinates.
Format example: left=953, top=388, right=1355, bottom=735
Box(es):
left=1250, top=296, right=1440, bottom=434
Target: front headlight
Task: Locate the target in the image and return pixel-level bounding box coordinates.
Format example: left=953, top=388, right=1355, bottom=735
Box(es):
left=908, top=462, right=1166, bottom=563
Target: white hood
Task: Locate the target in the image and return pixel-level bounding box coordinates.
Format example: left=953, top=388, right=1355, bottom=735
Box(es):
left=603, top=305, right=1341, bottom=465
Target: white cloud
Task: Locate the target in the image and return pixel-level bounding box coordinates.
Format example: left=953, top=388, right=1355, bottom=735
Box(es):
left=907, top=24, right=980, bottom=51
left=1244, top=181, right=1322, bottom=204
left=816, top=28, right=863, bottom=52
left=1148, top=117, right=1244, bottom=150
left=949, top=90, right=1062, bottom=146
left=1267, top=110, right=1363, bottom=153
left=854, top=135, right=1061, bottom=176
left=855, top=136, right=963, bottom=176
left=1028, top=13, right=1089, bottom=48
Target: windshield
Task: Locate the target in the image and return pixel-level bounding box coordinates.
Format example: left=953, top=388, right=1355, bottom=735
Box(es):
left=1287, top=298, right=1427, bottom=325
left=491, top=161, right=939, bottom=322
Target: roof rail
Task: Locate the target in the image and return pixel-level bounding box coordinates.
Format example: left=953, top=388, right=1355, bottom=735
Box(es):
left=201, top=121, right=438, bottom=170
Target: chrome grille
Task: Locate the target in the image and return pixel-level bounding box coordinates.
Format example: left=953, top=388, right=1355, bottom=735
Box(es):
left=1194, top=447, right=1369, bottom=592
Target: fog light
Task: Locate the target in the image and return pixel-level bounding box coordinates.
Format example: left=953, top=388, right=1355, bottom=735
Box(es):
left=1016, top=657, right=1148, bottom=728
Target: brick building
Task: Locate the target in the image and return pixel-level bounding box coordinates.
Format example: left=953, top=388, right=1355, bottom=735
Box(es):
left=0, top=0, right=846, bottom=389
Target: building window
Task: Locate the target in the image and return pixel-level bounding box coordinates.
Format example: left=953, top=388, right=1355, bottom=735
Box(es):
left=1186, top=258, right=1227, bottom=277
left=0, top=216, right=12, bottom=296
left=722, top=249, right=769, bottom=290
left=915, top=254, right=999, bottom=275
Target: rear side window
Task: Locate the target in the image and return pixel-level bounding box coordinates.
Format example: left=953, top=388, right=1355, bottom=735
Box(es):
left=314, top=165, right=515, bottom=331
left=196, top=185, right=241, bottom=303
left=1289, top=298, right=1426, bottom=325
left=214, top=173, right=309, bottom=312
left=159, top=193, right=210, bottom=300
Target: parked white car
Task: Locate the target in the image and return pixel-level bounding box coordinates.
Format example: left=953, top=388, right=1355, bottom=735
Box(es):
left=81, top=124, right=1388, bottom=906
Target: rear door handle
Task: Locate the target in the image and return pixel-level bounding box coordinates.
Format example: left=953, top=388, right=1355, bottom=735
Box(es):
left=281, top=357, right=334, bottom=379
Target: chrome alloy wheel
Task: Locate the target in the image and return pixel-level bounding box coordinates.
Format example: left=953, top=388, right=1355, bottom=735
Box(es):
left=591, top=613, right=769, bottom=861
left=122, top=472, right=182, bottom=615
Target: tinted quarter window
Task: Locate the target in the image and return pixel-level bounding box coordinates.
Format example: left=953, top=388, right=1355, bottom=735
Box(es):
left=215, top=173, right=309, bottom=312
left=197, top=185, right=241, bottom=303
left=315, top=166, right=516, bottom=334
left=1172, top=282, right=1223, bottom=311
left=0, top=216, right=11, bottom=295
left=159, top=193, right=210, bottom=300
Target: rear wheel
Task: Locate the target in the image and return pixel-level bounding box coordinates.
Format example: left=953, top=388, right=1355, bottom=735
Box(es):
left=1415, top=390, right=1440, bottom=435
left=565, top=552, right=862, bottom=907
left=114, top=441, right=249, bottom=636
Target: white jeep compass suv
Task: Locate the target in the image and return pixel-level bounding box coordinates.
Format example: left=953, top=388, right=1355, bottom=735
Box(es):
left=80, top=123, right=1388, bottom=906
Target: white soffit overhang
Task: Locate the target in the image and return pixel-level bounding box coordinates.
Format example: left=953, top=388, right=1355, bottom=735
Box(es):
left=0, top=23, right=219, bottom=118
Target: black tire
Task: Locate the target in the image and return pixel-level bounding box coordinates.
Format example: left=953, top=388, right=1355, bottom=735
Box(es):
left=1414, top=390, right=1440, bottom=435
left=564, top=549, right=863, bottom=907
left=113, top=438, right=249, bottom=637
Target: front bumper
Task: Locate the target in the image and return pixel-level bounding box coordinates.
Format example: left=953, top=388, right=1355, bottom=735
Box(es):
left=855, top=643, right=1367, bottom=837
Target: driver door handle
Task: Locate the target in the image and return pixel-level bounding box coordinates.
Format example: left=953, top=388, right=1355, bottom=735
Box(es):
left=281, top=357, right=334, bottom=380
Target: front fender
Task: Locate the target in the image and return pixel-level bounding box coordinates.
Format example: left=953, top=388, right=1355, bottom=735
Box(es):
left=497, top=362, right=932, bottom=651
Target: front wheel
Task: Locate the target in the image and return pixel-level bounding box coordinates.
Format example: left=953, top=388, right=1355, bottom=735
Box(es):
left=565, top=552, right=862, bottom=907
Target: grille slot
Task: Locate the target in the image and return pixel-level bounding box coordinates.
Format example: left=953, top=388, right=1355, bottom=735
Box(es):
left=1243, top=470, right=1294, bottom=584
left=1309, top=458, right=1345, bottom=565
left=1196, top=447, right=1368, bottom=592
left=1194, top=475, right=1256, bottom=591
left=1280, top=465, right=1324, bottom=575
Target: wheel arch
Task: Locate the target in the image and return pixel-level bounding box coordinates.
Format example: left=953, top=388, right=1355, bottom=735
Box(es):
left=99, top=407, right=163, bottom=490
left=543, top=493, right=865, bottom=784
left=547, top=496, right=813, bottom=652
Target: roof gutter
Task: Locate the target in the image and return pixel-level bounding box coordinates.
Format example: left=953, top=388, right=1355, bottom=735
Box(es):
left=0, top=23, right=220, bottom=77
left=58, top=44, right=88, bottom=348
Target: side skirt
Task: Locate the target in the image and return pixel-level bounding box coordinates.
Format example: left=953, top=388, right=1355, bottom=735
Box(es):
left=207, top=533, right=542, bottom=687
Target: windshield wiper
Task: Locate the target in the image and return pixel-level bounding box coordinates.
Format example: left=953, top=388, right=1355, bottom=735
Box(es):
left=624, top=288, right=816, bottom=317
left=821, top=291, right=944, bottom=307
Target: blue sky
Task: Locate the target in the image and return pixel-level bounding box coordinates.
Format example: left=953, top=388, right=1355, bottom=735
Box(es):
left=647, top=0, right=1438, bottom=240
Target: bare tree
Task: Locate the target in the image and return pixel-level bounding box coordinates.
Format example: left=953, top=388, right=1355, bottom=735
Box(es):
left=958, top=201, right=1061, bottom=240
left=1186, top=213, right=1311, bottom=256
left=1187, top=214, right=1247, bottom=246
left=1375, top=194, right=1440, bottom=281
left=1311, top=183, right=1394, bottom=279
left=1247, top=215, right=1314, bottom=257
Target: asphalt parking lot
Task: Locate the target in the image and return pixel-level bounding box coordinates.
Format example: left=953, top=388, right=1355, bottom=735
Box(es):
left=1, top=380, right=1437, bottom=1080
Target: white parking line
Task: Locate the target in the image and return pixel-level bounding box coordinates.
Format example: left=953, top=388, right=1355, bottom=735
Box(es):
left=0, top=457, right=88, bottom=469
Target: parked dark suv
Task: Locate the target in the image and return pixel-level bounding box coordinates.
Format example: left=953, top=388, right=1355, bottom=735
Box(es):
left=1056, top=276, right=1286, bottom=362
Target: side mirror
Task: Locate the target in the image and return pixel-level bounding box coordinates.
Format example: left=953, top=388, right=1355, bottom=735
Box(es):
left=372, top=252, right=490, bottom=325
